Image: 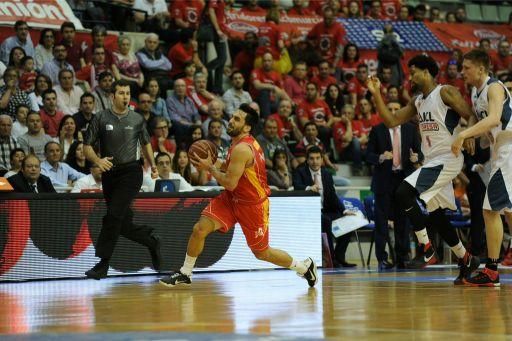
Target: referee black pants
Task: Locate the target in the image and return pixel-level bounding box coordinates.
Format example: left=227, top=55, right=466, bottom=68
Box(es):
left=95, top=162, right=155, bottom=260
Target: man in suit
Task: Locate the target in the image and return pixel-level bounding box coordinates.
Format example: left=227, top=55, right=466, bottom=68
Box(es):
left=8, top=154, right=56, bottom=193
left=366, top=101, right=422, bottom=270
left=293, top=145, right=356, bottom=267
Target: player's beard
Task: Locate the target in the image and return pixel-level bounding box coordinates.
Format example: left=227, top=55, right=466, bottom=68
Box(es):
left=227, top=124, right=240, bottom=137
left=410, top=81, right=419, bottom=95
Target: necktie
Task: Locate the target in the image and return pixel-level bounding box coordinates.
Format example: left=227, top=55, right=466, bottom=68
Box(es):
left=31, top=184, right=38, bottom=193
left=392, top=127, right=401, bottom=169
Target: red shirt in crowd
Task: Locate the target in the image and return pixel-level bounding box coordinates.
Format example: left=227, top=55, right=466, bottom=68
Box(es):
left=181, top=77, right=195, bottom=97
left=268, top=113, right=293, bottom=140
left=256, top=21, right=284, bottom=58
left=361, top=114, right=381, bottom=135
left=170, top=0, right=204, bottom=29
left=492, top=54, right=512, bottom=75
left=297, top=98, right=332, bottom=126
left=250, top=67, right=283, bottom=101
left=307, top=21, right=347, bottom=64
left=337, top=59, right=358, bottom=78
left=190, top=91, right=210, bottom=110
left=283, top=75, right=307, bottom=104
left=150, top=136, right=177, bottom=155
left=288, top=5, right=313, bottom=15
left=311, top=75, right=338, bottom=97
left=208, top=0, right=228, bottom=33
left=439, top=76, right=467, bottom=98
left=39, top=109, right=64, bottom=137
left=307, top=0, right=327, bottom=15
left=381, top=0, right=401, bottom=20
left=351, top=119, right=364, bottom=138
left=168, top=42, right=194, bottom=78
left=332, top=121, right=348, bottom=153
left=61, top=40, right=84, bottom=71
left=19, top=71, right=37, bottom=92
left=347, top=77, right=368, bottom=101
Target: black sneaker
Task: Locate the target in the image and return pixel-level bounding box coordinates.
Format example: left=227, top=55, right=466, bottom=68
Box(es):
left=454, top=253, right=480, bottom=285
left=149, top=235, right=162, bottom=271
left=300, top=257, right=318, bottom=287
left=406, top=243, right=438, bottom=269
left=85, top=261, right=109, bottom=280
left=159, top=271, right=192, bottom=287
left=463, top=267, right=500, bottom=287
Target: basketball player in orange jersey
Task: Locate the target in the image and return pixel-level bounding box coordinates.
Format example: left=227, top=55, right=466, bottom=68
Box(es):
left=160, top=103, right=318, bottom=288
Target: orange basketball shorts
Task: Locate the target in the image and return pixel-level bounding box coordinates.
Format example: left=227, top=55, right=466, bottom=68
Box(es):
left=201, top=191, right=270, bottom=252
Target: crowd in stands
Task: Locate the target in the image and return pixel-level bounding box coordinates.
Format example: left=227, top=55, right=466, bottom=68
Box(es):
left=1, top=0, right=512, bottom=267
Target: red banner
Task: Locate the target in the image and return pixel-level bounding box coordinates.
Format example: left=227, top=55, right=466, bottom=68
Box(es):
left=0, top=0, right=83, bottom=30
left=426, top=22, right=512, bottom=52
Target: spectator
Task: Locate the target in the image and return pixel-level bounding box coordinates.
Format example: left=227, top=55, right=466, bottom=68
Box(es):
left=250, top=52, right=289, bottom=118
left=74, top=92, right=96, bottom=133
left=171, top=148, right=207, bottom=186
left=83, top=25, right=113, bottom=67
left=307, top=6, right=347, bottom=66
left=233, top=31, right=258, bottom=82
left=267, top=100, right=299, bottom=142
left=478, top=38, right=492, bottom=55
left=241, top=0, right=265, bottom=14
left=338, top=42, right=360, bottom=81
left=202, top=99, right=229, bottom=141
left=11, top=104, right=29, bottom=139
left=267, top=149, right=293, bottom=190
left=191, top=72, right=217, bottom=116
left=455, top=7, right=466, bottom=23
left=257, top=118, right=297, bottom=170
left=143, top=152, right=194, bottom=192
left=366, top=0, right=384, bottom=20
left=204, top=0, right=229, bottom=94
left=294, top=121, right=337, bottom=170
left=137, top=92, right=156, bottom=136
left=76, top=46, right=114, bottom=90
left=413, top=4, right=426, bottom=22
left=17, top=112, right=53, bottom=160
left=93, top=72, right=114, bottom=112
left=324, top=83, right=345, bottom=117
left=170, top=0, right=204, bottom=29
left=18, top=56, right=37, bottom=92
left=150, top=117, right=176, bottom=156
left=346, top=0, right=362, bottom=18
left=65, top=140, right=92, bottom=175
left=7, top=154, right=56, bottom=193
left=0, top=21, right=34, bottom=65
left=207, top=118, right=230, bottom=163
left=59, top=21, right=84, bottom=71
left=292, top=146, right=355, bottom=267
left=29, top=74, right=52, bottom=112
left=429, top=6, right=442, bottom=23
left=445, top=11, right=456, bottom=23
left=0, top=67, right=32, bottom=118
left=0, top=114, right=17, bottom=176
left=39, top=89, right=64, bottom=137
left=439, top=59, right=466, bottom=97
left=55, top=69, right=84, bottom=116
left=41, top=44, right=74, bottom=86
left=222, top=71, right=252, bottom=118
left=255, top=7, right=285, bottom=68
left=181, top=61, right=197, bottom=96
left=40, top=141, right=85, bottom=187
left=311, top=61, right=338, bottom=97
left=378, top=65, right=394, bottom=96
left=136, top=33, right=173, bottom=94
left=358, top=98, right=381, bottom=136
left=166, top=79, right=200, bottom=146
left=492, top=40, right=511, bottom=79
left=168, top=28, right=206, bottom=80
left=398, top=5, right=410, bottom=21
left=347, top=63, right=369, bottom=106
left=386, top=85, right=400, bottom=103
left=288, top=0, right=313, bottom=15
left=377, top=24, right=404, bottom=88
left=71, top=163, right=102, bottom=193
left=183, top=124, right=204, bottom=150
left=283, top=61, right=308, bottom=104
left=145, top=77, right=169, bottom=120
left=332, top=105, right=362, bottom=171
left=3, top=148, right=25, bottom=178
left=133, top=0, right=171, bottom=33
left=35, top=28, right=55, bottom=71
left=112, top=35, right=144, bottom=97
left=57, top=115, right=81, bottom=159
left=8, top=46, right=26, bottom=73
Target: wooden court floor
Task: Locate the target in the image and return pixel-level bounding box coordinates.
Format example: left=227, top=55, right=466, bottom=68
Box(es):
left=1, top=267, right=512, bottom=340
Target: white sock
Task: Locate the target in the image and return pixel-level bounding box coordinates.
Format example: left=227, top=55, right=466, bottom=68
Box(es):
left=180, top=254, right=197, bottom=276
left=415, top=228, right=430, bottom=245
left=289, top=258, right=307, bottom=275
left=451, top=241, right=467, bottom=259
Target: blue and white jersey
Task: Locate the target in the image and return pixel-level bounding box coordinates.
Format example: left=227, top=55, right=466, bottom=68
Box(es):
left=471, top=76, right=512, bottom=143
left=414, top=85, right=462, bottom=161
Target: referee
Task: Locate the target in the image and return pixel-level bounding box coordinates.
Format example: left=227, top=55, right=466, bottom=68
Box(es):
left=83, top=79, right=161, bottom=280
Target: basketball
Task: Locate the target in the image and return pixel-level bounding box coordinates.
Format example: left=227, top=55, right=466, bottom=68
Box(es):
left=188, top=140, right=218, bottom=164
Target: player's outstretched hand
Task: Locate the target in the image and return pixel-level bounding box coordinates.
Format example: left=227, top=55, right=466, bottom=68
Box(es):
left=451, top=134, right=464, bottom=156
left=190, top=150, right=213, bottom=172
left=463, top=137, right=475, bottom=156
left=366, top=75, right=381, bottom=95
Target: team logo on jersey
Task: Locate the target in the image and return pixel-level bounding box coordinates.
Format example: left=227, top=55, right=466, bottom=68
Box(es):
left=254, top=227, right=265, bottom=238
left=418, top=111, right=439, bottom=131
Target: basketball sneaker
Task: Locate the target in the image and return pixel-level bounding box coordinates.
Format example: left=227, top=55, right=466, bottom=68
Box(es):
left=454, top=252, right=480, bottom=285
left=463, top=267, right=500, bottom=287
left=300, top=257, right=318, bottom=287
left=501, top=248, right=512, bottom=266
left=159, top=271, right=192, bottom=287
left=406, top=243, right=438, bottom=269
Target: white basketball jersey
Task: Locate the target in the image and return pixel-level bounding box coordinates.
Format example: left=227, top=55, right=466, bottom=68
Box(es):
left=414, top=85, right=462, bottom=160
left=471, top=76, right=512, bottom=143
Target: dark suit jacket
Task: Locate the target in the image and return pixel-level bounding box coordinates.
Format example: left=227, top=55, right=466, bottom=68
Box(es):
left=366, top=122, right=423, bottom=194
left=293, top=165, right=345, bottom=217
left=7, top=172, right=57, bottom=193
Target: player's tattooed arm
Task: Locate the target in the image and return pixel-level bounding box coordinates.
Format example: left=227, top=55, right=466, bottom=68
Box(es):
left=440, top=85, right=474, bottom=120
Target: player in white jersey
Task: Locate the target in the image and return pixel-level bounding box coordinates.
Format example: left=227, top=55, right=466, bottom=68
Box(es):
left=367, top=55, right=480, bottom=284
left=451, top=49, right=512, bottom=287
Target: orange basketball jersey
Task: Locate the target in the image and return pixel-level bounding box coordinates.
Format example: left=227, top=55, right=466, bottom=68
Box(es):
left=225, top=135, right=270, bottom=204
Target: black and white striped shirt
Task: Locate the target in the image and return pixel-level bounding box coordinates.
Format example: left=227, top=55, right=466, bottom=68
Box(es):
left=0, top=135, right=17, bottom=170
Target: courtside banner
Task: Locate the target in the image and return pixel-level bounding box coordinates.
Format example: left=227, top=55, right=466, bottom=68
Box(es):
left=0, top=0, right=83, bottom=29
left=426, top=22, right=512, bottom=52
left=0, top=193, right=321, bottom=282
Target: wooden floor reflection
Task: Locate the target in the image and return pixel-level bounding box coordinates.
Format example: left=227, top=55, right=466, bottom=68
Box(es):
left=1, top=267, right=512, bottom=339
